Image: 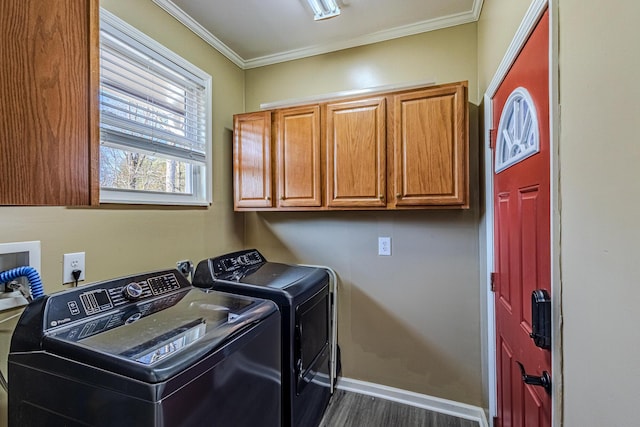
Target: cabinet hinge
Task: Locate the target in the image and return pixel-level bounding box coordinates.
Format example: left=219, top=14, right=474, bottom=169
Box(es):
left=489, top=129, right=497, bottom=150
left=490, top=272, right=497, bottom=292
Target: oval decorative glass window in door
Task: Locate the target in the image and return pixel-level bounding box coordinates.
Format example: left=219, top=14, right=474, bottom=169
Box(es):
left=495, top=87, right=540, bottom=173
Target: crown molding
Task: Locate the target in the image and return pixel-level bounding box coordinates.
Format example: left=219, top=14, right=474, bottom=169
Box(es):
left=472, top=0, right=484, bottom=21
left=152, top=0, right=484, bottom=70
left=151, top=0, right=245, bottom=68
left=244, top=5, right=483, bottom=69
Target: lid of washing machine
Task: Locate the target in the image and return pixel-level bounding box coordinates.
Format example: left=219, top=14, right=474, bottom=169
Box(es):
left=11, top=269, right=277, bottom=383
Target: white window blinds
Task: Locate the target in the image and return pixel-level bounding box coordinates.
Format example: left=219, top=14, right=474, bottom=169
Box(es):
left=98, top=9, right=212, bottom=205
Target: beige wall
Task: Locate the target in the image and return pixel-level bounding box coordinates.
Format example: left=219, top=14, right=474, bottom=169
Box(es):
left=559, top=0, right=640, bottom=425
left=246, top=23, right=479, bottom=109
left=13, top=0, right=638, bottom=422
left=245, top=23, right=484, bottom=406
left=0, top=0, right=248, bottom=299
left=477, top=0, right=532, bottom=100
left=0, top=1, right=245, bottom=424
left=479, top=0, right=640, bottom=425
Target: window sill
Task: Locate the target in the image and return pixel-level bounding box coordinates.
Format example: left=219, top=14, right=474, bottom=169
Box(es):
left=99, top=189, right=211, bottom=207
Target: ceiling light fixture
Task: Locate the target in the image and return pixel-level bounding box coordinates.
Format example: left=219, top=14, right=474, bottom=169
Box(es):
left=306, top=0, right=341, bottom=21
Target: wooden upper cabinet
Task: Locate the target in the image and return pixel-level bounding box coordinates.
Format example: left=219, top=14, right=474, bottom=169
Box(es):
left=232, top=81, right=469, bottom=211
left=392, top=82, right=468, bottom=208
left=275, top=105, right=322, bottom=208
left=0, top=0, right=99, bottom=205
left=325, top=97, right=386, bottom=208
left=233, top=111, right=273, bottom=209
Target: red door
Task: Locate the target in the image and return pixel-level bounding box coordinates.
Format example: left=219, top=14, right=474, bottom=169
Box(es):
left=493, top=10, right=551, bottom=427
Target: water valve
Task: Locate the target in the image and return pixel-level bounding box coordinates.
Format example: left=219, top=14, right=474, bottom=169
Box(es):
left=176, top=260, right=194, bottom=281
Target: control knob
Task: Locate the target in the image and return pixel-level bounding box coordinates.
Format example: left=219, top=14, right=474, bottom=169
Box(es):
left=123, top=282, right=144, bottom=300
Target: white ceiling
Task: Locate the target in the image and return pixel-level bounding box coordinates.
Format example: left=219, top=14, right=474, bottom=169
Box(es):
left=152, top=0, right=484, bottom=69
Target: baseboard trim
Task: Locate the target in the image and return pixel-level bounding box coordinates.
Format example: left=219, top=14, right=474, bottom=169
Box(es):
left=336, top=377, right=489, bottom=427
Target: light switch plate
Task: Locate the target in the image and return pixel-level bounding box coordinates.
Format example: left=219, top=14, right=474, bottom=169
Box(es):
left=378, top=237, right=391, bottom=256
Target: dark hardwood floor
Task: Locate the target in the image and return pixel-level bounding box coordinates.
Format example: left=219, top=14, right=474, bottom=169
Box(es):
left=319, top=390, right=480, bottom=427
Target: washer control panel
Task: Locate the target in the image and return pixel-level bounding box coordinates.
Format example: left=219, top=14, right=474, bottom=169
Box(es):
left=122, top=282, right=144, bottom=301
left=46, top=291, right=188, bottom=342
left=43, top=270, right=188, bottom=330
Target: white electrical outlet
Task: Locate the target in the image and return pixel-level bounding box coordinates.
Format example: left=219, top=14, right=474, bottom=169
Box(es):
left=63, top=252, right=86, bottom=284
left=378, top=237, right=391, bottom=256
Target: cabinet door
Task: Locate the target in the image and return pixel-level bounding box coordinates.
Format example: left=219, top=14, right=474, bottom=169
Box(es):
left=233, top=111, right=273, bottom=209
left=392, top=83, right=468, bottom=207
left=275, top=106, right=322, bottom=208
left=0, top=0, right=99, bottom=205
left=326, top=97, right=386, bottom=208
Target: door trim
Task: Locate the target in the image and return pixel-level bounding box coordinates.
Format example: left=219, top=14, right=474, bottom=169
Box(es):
left=482, top=0, right=561, bottom=426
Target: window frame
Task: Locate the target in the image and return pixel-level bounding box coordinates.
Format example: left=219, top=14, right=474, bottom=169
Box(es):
left=99, top=9, right=213, bottom=206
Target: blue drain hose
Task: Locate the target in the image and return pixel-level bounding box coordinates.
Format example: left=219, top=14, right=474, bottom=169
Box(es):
left=0, top=266, right=44, bottom=299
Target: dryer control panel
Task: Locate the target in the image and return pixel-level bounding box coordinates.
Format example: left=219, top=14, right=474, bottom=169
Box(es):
left=193, top=249, right=267, bottom=283
left=213, top=249, right=265, bottom=275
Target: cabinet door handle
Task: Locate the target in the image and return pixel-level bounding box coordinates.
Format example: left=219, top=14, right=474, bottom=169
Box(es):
left=379, top=195, right=384, bottom=200
left=265, top=196, right=270, bottom=201
left=396, top=193, right=402, bottom=198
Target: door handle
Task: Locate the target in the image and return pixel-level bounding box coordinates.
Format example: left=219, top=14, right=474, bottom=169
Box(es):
left=295, top=323, right=303, bottom=378
left=516, top=361, right=551, bottom=395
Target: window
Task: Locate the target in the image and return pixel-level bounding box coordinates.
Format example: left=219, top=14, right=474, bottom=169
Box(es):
left=495, top=87, right=540, bottom=174
left=99, top=9, right=212, bottom=205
